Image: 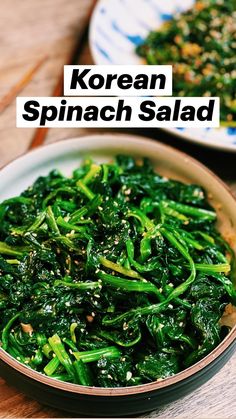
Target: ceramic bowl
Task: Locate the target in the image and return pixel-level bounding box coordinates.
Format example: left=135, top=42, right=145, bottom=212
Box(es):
left=0, top=134, right=235, bottom=416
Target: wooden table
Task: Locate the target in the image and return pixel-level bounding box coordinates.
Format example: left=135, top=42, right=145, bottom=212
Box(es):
left=0, top=1, right=235, bottom=417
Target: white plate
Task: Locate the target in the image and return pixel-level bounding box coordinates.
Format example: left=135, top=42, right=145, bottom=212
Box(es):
left=89, top=0, right=236, bottom=151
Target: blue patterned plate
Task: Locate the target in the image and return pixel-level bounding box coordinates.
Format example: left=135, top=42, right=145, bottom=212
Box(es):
left=89, top=0, right=236, bottom=151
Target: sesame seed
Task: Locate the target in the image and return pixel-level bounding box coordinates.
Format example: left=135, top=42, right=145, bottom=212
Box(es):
left=126, top=371, right=132, bottom=381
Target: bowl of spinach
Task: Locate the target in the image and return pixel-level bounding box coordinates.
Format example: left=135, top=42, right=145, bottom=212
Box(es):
left=0, top=134, right=235, bottom=416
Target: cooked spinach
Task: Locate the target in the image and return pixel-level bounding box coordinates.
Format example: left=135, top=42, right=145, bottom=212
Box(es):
left=0, top=155, right=235, bottom=387
left=136, top=0, right=236, bottom=125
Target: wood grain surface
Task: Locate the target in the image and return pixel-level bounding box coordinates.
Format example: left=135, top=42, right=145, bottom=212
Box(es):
left=0, top=1, right=235, bottom=418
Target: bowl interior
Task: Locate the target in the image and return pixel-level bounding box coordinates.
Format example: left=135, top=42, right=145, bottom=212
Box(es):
left=0, top=133, right=235, bottom=395
left=1, top=134, right=236, bottom=251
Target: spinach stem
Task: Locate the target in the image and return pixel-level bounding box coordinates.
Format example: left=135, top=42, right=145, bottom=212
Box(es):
left=48, top=334, right=75, bottom=378
left=73, top=346, right=121, bottom=363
